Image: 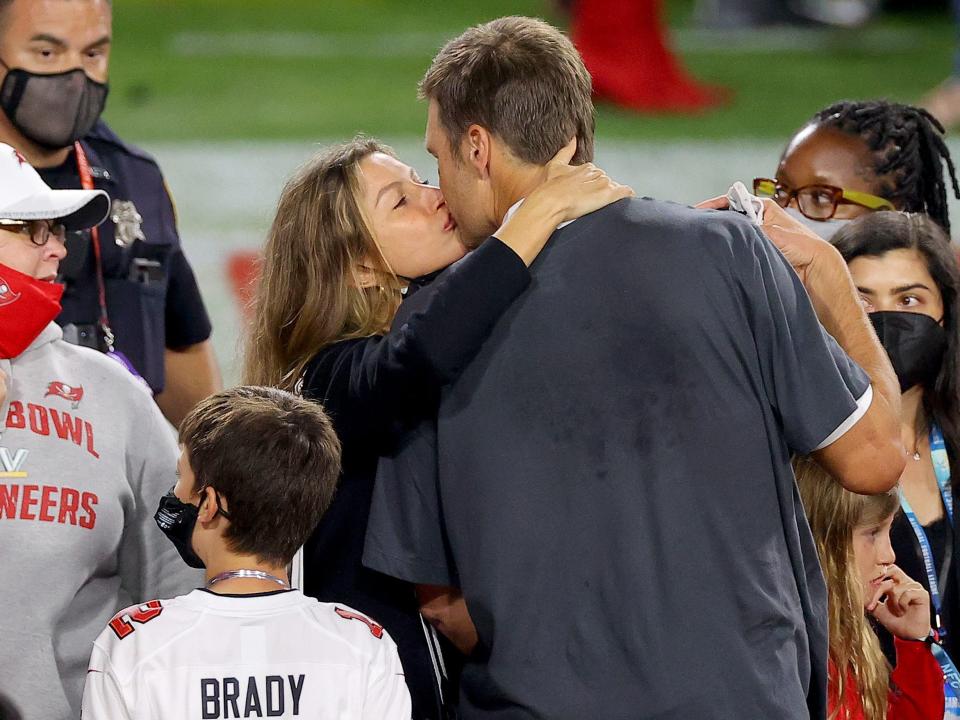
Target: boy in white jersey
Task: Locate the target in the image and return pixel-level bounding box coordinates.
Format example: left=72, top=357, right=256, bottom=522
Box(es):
left=81, top=386, right=412, bottom=719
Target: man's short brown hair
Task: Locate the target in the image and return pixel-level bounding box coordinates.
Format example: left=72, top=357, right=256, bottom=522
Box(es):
left=179, top=386, right=341, bottom=566
left=420, top=16, right=594, bottom=166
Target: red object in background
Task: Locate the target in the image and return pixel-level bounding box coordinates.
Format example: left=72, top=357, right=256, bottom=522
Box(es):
left=571, top=0, right=730, bottom=113
left=226, top=251, right=262, bottom=322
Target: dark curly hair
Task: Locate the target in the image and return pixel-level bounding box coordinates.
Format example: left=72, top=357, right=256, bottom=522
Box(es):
left=813, top=100, right=960, bottom=234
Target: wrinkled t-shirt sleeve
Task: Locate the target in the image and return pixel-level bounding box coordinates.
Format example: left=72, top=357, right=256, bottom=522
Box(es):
left=363, top=417, right=456, bottom=587
left=740, top=225, right=870, bottom=455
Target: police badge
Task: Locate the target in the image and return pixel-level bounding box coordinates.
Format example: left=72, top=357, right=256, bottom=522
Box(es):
left=111, top=199, right=146, bottom=247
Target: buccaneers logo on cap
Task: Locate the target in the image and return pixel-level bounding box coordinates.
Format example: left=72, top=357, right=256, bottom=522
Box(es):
left=12, top=148, right=26, bottom=167
left=45, top=381, right=84, bottom=408
left=0, top=276, right=20, bottom=307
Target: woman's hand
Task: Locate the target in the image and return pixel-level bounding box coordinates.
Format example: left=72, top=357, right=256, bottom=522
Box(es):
left=526, top=139, right=634, bottom=225
left=867, top=564, right=932, bottom=641
left=695, top=195, right=844, bottom=287
left=494, top=139, right=633, bottom=266
left=695, top=195, right=857, bottom=332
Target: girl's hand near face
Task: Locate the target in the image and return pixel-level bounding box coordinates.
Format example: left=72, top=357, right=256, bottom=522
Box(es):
left=495, top=139, right=634, bottom=266
left=867, top=564, right=932, bottom=641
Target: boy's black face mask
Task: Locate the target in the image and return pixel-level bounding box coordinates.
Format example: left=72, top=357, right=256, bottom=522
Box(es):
left=154, top=489, right=230, bottom=569
left=869, top=311, right=948, bottom=393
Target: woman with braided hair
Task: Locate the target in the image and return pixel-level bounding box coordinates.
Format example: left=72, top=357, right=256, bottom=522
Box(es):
left=756, top=100, right=960, bottom=239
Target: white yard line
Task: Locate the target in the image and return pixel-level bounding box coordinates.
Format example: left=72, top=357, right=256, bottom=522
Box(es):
left=171, top=26, right=919, bottom=59
left=148, top=138, right=960, bottom=382
left=172, top=31, right=451, bottom=58
left=673, top=26, right=918, bottom=53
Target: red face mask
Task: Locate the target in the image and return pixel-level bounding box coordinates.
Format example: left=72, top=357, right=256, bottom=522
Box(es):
left=0, top=262, right=63, bottom=359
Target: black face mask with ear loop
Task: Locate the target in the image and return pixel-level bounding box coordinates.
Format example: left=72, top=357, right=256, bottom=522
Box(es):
left=0, top=59, right=108, bottom=149
left=154, top=488, right=231, bottom=569
left=869, top=311, right=948, bottom=392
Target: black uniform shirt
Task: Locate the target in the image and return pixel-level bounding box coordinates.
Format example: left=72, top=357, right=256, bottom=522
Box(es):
left=365, top=199, right=871, bottom=720
left=38, top=120, right=212, bottom=393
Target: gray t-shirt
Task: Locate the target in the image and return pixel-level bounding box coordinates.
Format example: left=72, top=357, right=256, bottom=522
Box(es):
left=364, top=199, right=868, bottom=720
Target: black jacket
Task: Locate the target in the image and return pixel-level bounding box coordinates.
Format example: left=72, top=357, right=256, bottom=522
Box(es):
left=299, top=238, right=529, bottom=719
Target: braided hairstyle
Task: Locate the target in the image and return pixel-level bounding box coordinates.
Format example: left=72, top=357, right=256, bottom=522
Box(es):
left=813, top=100, right=960, bottom=234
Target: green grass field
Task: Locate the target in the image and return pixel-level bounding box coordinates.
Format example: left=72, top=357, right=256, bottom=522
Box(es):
left=106, top=0, right=955, bottom=143
left=101, top=1, right=960, bottom=379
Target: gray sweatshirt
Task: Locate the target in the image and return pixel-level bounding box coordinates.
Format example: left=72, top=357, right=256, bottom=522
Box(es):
left=0, top=323, right=201, bottom=720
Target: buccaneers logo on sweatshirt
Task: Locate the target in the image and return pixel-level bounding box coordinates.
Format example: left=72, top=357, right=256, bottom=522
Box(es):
left=45, top=381, right=84, bottom=408
left=0, top=276, right=21, bottom=308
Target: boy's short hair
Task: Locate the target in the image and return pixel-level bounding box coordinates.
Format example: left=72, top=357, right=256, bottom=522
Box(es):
left=178, top=386, right=341, bottom=566
left=420, top=16, right=595, bottom=166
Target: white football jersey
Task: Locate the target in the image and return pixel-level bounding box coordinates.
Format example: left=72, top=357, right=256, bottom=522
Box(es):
left=81, top=589, right=411, bottom=719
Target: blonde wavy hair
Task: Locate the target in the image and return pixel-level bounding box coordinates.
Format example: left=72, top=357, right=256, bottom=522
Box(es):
left=794, top=457, right=901, bottom=720
left=243, top=137, right=404, bottom=390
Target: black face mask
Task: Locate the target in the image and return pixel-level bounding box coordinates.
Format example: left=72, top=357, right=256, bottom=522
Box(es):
left=0, top=62, right=108, bottom=149
left=869, top=311, right=948, bottom=393
left=154, top=489, right=230, bottom=569
left=154, top=491, right=205, bottom=568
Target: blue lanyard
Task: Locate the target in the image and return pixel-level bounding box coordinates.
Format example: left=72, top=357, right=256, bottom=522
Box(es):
left=933, top=643, right=960, bottom=719
left=900, top=424, right=954, bottom=637
left=932, top=425, right=954, bottom=524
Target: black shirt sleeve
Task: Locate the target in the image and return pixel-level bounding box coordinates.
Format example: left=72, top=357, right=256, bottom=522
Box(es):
left=164, top=247, right=213, bottom=349
left=739, top=223, right=870, bottom=454
left=154, top=173, right=212, bottom=349
left=302, top=236, right=530, bottom=448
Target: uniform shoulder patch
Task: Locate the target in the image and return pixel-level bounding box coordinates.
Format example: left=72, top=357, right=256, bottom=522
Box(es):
left=334, top=606, right=384, bottom=639
left=85, top=120, right=159, bottom=166
left=108, top=599, right=164, bottom=640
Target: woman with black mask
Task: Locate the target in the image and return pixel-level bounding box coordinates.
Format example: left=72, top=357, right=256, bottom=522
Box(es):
left=834, top=211, right=960, bottom=664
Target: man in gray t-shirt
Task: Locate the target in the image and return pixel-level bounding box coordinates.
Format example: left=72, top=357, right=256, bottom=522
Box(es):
left=365, top=17, right=905, bottom=720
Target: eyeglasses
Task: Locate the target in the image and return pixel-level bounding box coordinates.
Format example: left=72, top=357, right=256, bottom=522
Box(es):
left=0, top=219, right=67, bottom=246
left=753, top=178, right=895, bottom=220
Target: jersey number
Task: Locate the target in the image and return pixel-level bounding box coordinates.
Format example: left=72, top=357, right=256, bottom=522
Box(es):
left=109, top=600, right=163, bottom=639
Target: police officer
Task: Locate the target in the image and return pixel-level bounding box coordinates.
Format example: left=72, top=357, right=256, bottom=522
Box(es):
left=0, top=0, right=220, bottom=427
